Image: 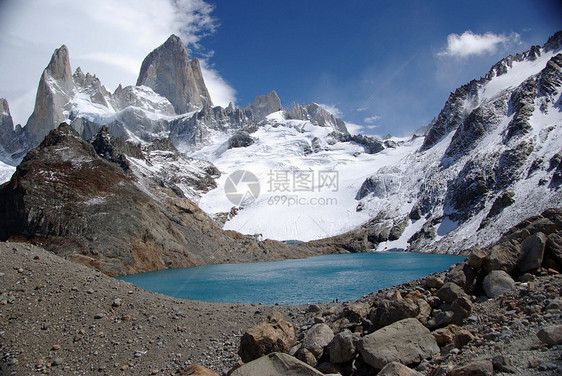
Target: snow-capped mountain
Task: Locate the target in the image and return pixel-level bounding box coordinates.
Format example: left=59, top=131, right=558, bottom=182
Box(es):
left=189, top=32, right=562, bottom=254
left=0, top=32, right=561, bottom=257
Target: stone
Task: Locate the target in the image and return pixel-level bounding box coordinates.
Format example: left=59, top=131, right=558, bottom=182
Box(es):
left=468, top=247, right=488, bottom=270
left=416, top=299, right=432, bottom=324
left=537, top=325, right=562, bottom=345
left=238, top=312, right=297, bottom=363
left=545, top=233, right=562, bottom=268
left=328, top=329, right=356, bottom=364
left=294, top=347, right=317, bottom=367
left=432, top=325, right=459, bottom=347
left=370, top=298, right=420, bottom=329
left=492, top=355, right=517, bottom=373
left=546, top=298, right=562, bottom=311
left=228, top=131, right=254, bottom=149
left=357, top=318, right=439, bottom=369
left=427, top=311, right=455, bottom=329
left=377, top=361, right=421, bottom=376
left=449, top=360, right=494, bottom=376
left=178, top=365, right=218, bottom=376
left=436, top=282, right=468, bottom=304
left=52, top=358, right=64, bottom=367
left=484, top=239, right=521, bottom=273
left=229, top=352, right=324, bottom=376
left=453, top=329, right=474, bottom=349
left=450, top=296, right=473, bottom=324
left=301, top=323, right=334, bottom=359
left=111, top=298, right=123, bottom=308
left=307, top=304, right=321, bottom=313
left=518, top=232, right=547, bottom=272
left=425, top=276, right=444, bottom=289
left=483, top=270, right=516, bottom=298
left=445, top=263, right=478, bottom=293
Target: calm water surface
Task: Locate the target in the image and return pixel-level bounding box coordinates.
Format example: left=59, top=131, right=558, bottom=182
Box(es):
left=118, top=252, right=464, bottom=305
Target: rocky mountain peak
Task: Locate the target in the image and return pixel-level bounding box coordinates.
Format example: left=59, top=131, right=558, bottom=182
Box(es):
left=136, top=34, right=213, bottom=114
left=44, top=45, right=73, bottom=92
left=248, top=90, right=283, bottom=120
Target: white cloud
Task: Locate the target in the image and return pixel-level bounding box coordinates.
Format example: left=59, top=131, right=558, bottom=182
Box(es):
left=344, top=122, right=364, bottom=135
left=438, top=30, right=520, bottom=58
left=364, top=115, right=381, bottom=124
left=0, top=0, right=233, bottom=126
left=317, top=103, right=343, bottom=118
left=199, top=59, right=237, bottom=107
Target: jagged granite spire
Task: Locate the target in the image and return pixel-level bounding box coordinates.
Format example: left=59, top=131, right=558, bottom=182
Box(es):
left=248, top=91, right=283, bottom=120
left=25, top=45, right=75, bottom=146
left=136, top=35, right=213, bottom=114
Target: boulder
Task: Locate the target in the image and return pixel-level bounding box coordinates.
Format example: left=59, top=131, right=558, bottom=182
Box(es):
left=537, top=325, right=562, bottom=345
left=301, top=323, right=334, bottom=359
left=444, top=264, right=478, bottom=293
left=545, top=232, right=562, bottom=269
left=416, top=299, right=432, bottom=324
left=436, top=282, right=468, bottom=304
left=525, top=218, right=557, bottom=235
left=453, top=329, right=474, bottom=349
left=450, top=296, right=473, bottom=324
left=370, top=298, right=420, bottom=329
left=427, top=311, right=455, bottom=329
left=238, top=312, right=297, bottom=363
left=425, top=275, right=444, bottom=289
left=228, top=131, right=254, bottom=149
left=357, top=318, right=439, bottom=369
left=178, top=365, right=218, bottom=376
left=468, top=247, right=488, bottom=270
left=378, top=361, right=422, bottom=376
left=328, top=329, right=357, bottom=364
left=483, top=239, right=521, bottom=273
left=229, top=352, right=325, bottom=376
left=431, top=325, right=459, bottom=346
left=518, top=232, right=547, bottom=272
left=449, top=360, right=494, bottom=376
left=294, top=347, right=317, bottom=367
left=483, top=270, right=516, bottom=298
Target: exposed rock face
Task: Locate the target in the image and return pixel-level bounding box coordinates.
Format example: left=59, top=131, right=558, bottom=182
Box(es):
left=288, top=102, right=348, bottom=134
left=0, top=99, right=28, bottom=165
left=0, top=124, right=321, bottom=276
left=227, top=131, right=254, bottom=149
left=248, top=91, right=283, bottom=121
left=25, top=45, right=75, bottom=146
left=136, top=34, right=212, bottom=113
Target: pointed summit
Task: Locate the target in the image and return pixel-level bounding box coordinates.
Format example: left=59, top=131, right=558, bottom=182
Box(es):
left=248, top=91, right=283, bottom=120
left=25, top=45, right=76, bottom=146
left=136, top=35, right=213, bottom=114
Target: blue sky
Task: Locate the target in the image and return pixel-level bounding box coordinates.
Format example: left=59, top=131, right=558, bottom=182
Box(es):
left=0, top=0, right=560, bottom=136
left=202, top=0, right=561, bottom=136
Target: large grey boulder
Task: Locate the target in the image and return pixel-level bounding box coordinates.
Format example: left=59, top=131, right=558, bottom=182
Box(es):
left=483, top=239, right=521, bottom=273
left=238, top=312, right=297, bottom=363
left=230, top=352, right=325, bottom=376
left=357, top=318, right=439, bottom=369
left=301, top=323, right=334, bottom=359
left=136, top=35, right=212, bottom=114
left=436, top=282, right=468, bottom=304
left=483, top=270, right=516, bottom=298
left=518, top=232, right=547, bottom=272
left=370, top=298, right=420, bottom=329
left=378, top=362, right=421, bottom=376
left=328, top=329, right=357, bottom=364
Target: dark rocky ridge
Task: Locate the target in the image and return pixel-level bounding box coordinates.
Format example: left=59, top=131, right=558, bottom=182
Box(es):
left=0, top=124, right=328, bottom=277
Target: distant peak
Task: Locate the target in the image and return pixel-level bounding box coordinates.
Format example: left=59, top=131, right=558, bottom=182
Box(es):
left=45, top=44, right=72, bottom=82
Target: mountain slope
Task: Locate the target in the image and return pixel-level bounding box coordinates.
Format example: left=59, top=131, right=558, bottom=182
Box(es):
left=0, top=124, right=328, bottom=276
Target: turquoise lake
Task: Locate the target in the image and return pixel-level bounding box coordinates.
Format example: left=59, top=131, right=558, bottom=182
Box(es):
left=118, top=252, right=464, bottom=305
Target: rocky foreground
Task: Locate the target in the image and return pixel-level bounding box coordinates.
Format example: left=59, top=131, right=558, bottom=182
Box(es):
left=1, top=209, right=562, bottom=375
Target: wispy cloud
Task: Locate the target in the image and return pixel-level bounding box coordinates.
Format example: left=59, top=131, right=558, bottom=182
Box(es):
left=199, top=58, right=236, bottom=107
left=344, top=122, right=364, bottom=135
left=438, top=31, right=520, bottom=58
left=364, top=115, right=381, bottom=124
left=317, top=103, right=343, bottom=118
